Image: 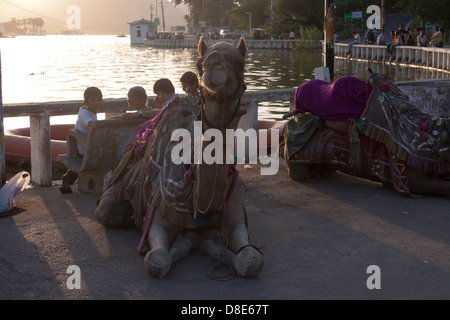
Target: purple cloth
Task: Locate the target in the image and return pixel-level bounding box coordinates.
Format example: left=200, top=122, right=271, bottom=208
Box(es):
left=294, top=76, right=372, bottom=121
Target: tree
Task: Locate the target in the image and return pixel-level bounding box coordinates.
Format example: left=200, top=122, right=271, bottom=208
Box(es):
left=226, top=0, right=324, bottom=38
left=393, top=0, right=450, bottom=30
left=1, top=17, right=45, bottom=35
left=173, top=0, right=235, bottom=28
left=226, top=0, right=270, bottom=31
left=274, top=0, right=323, bottom=29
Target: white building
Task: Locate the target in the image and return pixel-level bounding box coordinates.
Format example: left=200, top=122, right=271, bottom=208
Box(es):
left=128, top=18, right=155, bottom=45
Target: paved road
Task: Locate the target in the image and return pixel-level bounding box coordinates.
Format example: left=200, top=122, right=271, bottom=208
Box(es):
left=1, top=161, right=449, bottom=301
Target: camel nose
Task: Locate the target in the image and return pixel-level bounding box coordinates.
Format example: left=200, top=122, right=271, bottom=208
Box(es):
left=203, top=69, right=227, bottom=88
left=202, top=54, right=227, bottom=89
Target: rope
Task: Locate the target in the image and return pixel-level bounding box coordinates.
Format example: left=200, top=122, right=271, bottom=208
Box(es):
left=196, top=44, right=247, bottom=280
left=195, top=52, right=232, bottom=215
left=207, top=249, right=236, bottom=281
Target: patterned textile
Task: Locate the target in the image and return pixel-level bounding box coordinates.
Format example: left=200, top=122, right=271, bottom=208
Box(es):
left=288, top=126, right=410, bottom=194
left=361, top=76, right=450, bottom=173
left=101, top=95, right=200, bottom=230
left=294, top=76, right=372, bottom=121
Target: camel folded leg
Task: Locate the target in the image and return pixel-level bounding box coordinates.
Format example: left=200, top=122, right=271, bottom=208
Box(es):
left=169, top=230, right=200, bottom=263
left=228, top=223, right=264, bottom=278
left=144, top=212, right=200, bottom=278
left=200, top=229, right=236, bottom=263
left=407, top=167, right=450, bottom=197
left=144, top=219, right=171, bottom=278
left=222, top=178, right=264, bottom=278
left=95, top=187, right=134, bottom=228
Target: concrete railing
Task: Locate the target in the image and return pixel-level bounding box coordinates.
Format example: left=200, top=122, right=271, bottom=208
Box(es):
left=333, top=43, right=450, bottom=71
left=144, top=38, right=306, bottom=49
left=2, top=89, right=296, bottom=186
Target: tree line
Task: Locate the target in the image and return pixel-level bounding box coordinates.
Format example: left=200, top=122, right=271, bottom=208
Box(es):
left=1, top=17, right=45, bottom=35
left=172, top=0, right=449, bottom=40
left=173, top=0, right=323, bottom=38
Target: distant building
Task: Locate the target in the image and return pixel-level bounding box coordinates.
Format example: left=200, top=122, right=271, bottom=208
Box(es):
left=128, top=18, right=155, bottom=45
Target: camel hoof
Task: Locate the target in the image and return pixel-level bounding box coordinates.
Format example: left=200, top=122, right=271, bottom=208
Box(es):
left=235, top=245, right=264, bottom=278
left=144, top=247, right=172, bottom=278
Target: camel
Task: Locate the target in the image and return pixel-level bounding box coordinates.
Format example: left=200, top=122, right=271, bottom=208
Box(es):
left=281, top=70, right=450, bottom=197
left=95, top=37, right=264, bottom=279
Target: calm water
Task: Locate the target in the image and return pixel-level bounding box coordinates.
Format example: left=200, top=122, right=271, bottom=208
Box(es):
left=1, top=35, right=449, bottom=129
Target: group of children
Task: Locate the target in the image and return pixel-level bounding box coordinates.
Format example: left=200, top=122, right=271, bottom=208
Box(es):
left=59, top=71, right=200, bottom=194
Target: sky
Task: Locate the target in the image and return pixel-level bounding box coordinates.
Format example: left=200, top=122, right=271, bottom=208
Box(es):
left=0, top=0, right=189, bottom=34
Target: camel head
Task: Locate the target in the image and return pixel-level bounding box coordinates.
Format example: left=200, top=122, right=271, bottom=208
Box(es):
left=196, top=37, right=247, bottom=131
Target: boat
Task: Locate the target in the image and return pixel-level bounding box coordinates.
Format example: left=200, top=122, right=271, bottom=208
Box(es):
left=4, top=120, right=283, bottom=169
left=5, top=124, right=74, bottom=169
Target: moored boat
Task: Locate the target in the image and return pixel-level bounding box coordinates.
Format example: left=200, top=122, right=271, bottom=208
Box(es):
left=5, top=124, right=74, bottom=169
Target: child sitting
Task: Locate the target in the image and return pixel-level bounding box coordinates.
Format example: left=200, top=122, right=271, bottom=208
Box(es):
left=60, top=86, right=103, bottom=193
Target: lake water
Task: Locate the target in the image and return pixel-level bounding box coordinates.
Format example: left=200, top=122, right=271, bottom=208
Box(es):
left=1, top=35, right=449, bottom=130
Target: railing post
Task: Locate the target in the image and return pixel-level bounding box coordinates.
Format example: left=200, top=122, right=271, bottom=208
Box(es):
left=30, top=112, right=53, bottom=186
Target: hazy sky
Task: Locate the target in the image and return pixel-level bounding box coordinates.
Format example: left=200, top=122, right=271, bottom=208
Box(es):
left=0, top=0, right=188, bottom=34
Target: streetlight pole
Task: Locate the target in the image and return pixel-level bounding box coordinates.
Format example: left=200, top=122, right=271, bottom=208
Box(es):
left=160, top=0, right=166, bottom=34
left=245, top=12, right=252, bottom=39
left=323, top=0, right=335, bottom=80
left=270, top=0, right=273, bottom=39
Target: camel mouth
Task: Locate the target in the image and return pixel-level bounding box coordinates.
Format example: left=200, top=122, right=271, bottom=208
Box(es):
left=200, top=85, right=226, bottom=101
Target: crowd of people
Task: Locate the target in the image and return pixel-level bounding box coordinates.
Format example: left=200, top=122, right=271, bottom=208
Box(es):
left=346, top=24, right=446, bottom=57
left=145, top=31, right=185, bottom=40
left=59, top=71, right=199, bottom=194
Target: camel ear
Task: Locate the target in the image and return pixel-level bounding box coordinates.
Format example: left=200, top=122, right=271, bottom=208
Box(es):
left=236, top=38, right=247, bottom=58
left=198, top=37, right=208, bottom=57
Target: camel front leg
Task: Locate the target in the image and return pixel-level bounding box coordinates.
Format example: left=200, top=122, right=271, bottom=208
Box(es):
left=169, top=230, right=200, bottom=263
left=144, top=218, right=172, bottom=278
left=224, top=177, right=264, bottom=277
left=200, top=229, right=236, bottom=265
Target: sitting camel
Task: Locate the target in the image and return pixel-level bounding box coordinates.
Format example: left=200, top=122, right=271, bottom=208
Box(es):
left=95, top=37, right=264, bottom=278
left=282, top=70, right=450, bottom=197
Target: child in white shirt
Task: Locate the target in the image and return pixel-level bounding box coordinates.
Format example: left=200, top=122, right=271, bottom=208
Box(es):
left=60, top=86, right=103, bottom=193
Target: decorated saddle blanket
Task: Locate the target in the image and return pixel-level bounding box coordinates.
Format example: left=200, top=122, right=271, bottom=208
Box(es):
left=287, top=122, right=411, bottom=194
left=102, top=95, right=200, bottom=230
left=360, top=76, right=450, bottom=173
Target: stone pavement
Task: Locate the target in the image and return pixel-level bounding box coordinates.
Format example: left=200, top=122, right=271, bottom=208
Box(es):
left=1, top=162, right=449, bottom=300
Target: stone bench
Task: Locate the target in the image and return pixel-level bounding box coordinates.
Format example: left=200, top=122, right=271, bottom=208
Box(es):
left=57, top=117, right=146, bottom=194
